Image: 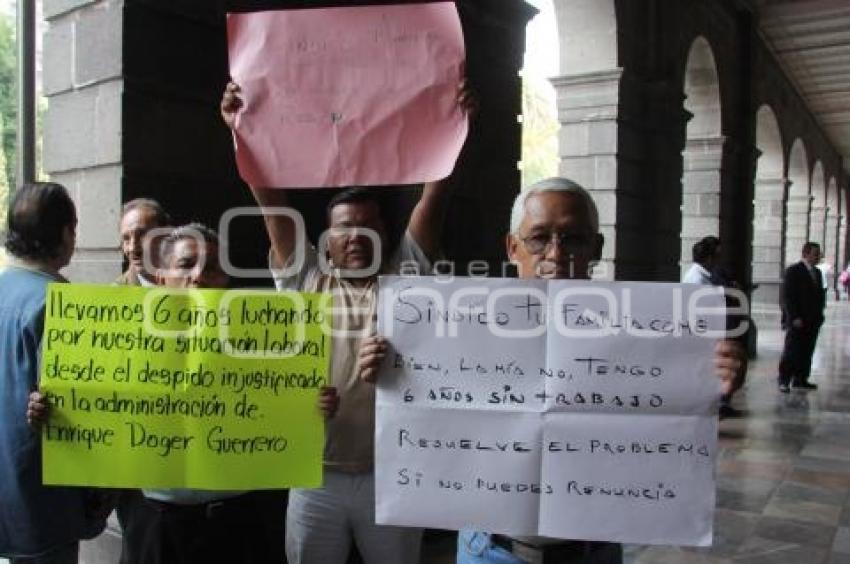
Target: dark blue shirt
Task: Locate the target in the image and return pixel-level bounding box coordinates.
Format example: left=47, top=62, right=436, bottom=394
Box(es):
left=0, top=264, right=98, bottom=557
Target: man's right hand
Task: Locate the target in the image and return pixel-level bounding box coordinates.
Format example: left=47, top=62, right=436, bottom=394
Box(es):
left=792, top=318, right=804, bottom=329
left=220, top=81, right=243, bottom=129
left=358, top=336, right=388, bottom=383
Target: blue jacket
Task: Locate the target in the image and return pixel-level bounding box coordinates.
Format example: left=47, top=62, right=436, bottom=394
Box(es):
left=0, top=264, right=103, bottom=557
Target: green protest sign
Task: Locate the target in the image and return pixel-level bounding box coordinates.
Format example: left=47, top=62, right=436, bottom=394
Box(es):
left=40, top=284, right=330, bottom=490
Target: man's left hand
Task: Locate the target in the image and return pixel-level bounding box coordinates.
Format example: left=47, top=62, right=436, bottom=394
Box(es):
left=318, top=386, right=340, bottom=419
left=714, top=340, right=745, bottom=396
left=457, top=77, right=478, bottom=118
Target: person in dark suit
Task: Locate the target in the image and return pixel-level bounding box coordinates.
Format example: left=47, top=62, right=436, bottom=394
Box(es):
left=778, top=241, right=826, bottom=392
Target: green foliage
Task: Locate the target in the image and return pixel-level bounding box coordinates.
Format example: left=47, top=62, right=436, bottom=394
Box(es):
left=0, top=112, right=7, bottom=233
left=36, top=94, right=45, bottom=181
left=521, top=76, right=559, bottom=188
left=0, top=12, right=14, bottom=193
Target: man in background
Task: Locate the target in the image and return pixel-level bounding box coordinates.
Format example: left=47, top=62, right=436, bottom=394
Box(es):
left=116, top=198, right=170, bottom=287
left=1, top=183, right=108, bottom=563
left=683, top=236, right=745, bottom=418
left=683, top=236, right=721, bottom=285
left=778, top=242, right=825, bottom=393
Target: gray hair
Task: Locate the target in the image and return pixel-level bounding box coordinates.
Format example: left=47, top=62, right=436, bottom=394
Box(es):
left=122, top=198, right=170, bottom=227
left=160, top=223, right=220, bottom=262
left=509, top=177, right=600, bottom=234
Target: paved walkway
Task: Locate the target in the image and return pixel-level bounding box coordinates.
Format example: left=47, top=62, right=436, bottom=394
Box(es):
left=621, top=301, right=850, bottom=563
left=424, top=301, right=850, bottom=563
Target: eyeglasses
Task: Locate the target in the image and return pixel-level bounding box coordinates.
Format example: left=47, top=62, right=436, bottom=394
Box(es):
left=518, top=231, right=594, bottom=255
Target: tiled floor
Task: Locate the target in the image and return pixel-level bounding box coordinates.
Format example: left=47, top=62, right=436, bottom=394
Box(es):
left=425, top=301, right=850, bottom=563
left=623, top=301, right=850, bottom=564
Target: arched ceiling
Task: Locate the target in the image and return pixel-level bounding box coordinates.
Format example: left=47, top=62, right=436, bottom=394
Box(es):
left=755, top=0, right=850, bottom=173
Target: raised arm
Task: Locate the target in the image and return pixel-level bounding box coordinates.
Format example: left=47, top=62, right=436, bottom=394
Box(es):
left=407, top=178, right=453, bottom=262
left=406, top=79, right=475, bottom=261
left=221, top=81, right=298, bottom=267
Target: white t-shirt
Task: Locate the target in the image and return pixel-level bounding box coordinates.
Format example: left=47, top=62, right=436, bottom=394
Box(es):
left=682, top=263, right=712, bottom=285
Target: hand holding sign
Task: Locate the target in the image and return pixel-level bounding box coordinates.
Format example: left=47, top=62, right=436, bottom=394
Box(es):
left=27, top=391, right=48, bottom=428
left=358, top=335, right=389, bottom=383
left=376, top=276, right=727, bottom=546
left=220, top=81, right=242, bottom=130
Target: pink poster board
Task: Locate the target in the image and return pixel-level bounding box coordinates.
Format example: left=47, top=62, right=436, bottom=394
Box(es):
left=227, top=2, right=468, bottom=189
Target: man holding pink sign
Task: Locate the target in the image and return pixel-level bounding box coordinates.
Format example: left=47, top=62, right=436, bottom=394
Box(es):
left=223, top=2, right=471, bottom=563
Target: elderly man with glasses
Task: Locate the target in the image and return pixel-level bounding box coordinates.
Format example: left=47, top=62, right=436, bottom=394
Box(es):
left=359, top=177, right=744, bottom=563
left=463, top=177, right=743, bottom=563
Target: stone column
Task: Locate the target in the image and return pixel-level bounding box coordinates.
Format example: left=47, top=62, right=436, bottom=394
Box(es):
left=836, top=214, right=846, bottom=299
left=550, top=0, right=622, bottom=279
left=641, top=80, right=692, bottom=283
left=680, top=135, right=723, bottom=279
left=808, top=200, right=827, bottom=249
left=784, top=192, right=810, bottom=269
left=825, top=210, right=840, bottom=297
left=551, top=69, right=622, bottom=280
left=751, top=176, right=788, bottom=304
left=839, top=215, right=848, bottom=276
left=43, top=0, right=123, bottom=283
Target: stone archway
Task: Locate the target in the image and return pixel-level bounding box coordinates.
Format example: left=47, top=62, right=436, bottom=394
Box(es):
left=680, top=37, right=723, bottom=279
left=785, top=140, right=810, bottom=266
left=751, top=105, right=785, bottom=302
left=808, top=161, right=826, bottom=252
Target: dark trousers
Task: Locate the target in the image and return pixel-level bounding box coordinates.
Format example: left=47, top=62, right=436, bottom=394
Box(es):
left=778, top=324, right=821, bottom=386
left=9, top=543, right=78, bottom=564
left=118, top=490, right=287, bottom=564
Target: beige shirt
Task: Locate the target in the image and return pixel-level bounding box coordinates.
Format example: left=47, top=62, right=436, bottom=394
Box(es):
left=273, top=233, right=431, bottom=473
left=114, top=269, right=156, bottom=287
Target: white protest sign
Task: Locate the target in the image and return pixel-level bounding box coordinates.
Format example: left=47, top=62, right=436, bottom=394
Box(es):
left=376, top=276, right=725, bottom=546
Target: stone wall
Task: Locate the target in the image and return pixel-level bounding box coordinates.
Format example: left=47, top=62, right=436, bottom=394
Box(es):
left=44, top=0, right=123, bottom=283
